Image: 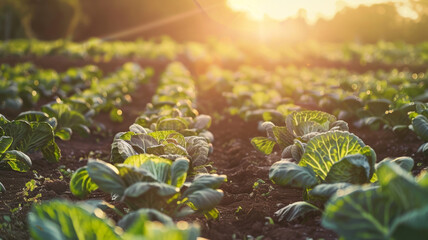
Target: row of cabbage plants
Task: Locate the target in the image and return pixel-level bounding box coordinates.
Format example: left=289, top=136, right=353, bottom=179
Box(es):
left=26, top=62, right=226, bottom=240
left=1, top=62, right=101, bottom=111
left=1, top=38, right=428, bottom=66
left=253, top=109, right=427, bottom=239
left=199, top=63, right=428, bottom=238
left=201, top=65, right=428, bottom=155
left=0, top=63, right=152, bottom=192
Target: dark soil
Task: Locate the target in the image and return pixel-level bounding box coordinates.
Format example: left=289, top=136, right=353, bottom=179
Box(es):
left=0, top=57, right=427, bottom=240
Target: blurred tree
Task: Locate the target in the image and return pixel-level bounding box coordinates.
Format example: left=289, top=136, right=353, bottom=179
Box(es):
left=0, top=0, right=84, bottom=40
left=0, top=0, right=36, bottom=38
left=0, top=0, right=428, bottom=43
left=76, top=0, right=230, bottom=41
left=312, top=3, right=404, bottom=43
left=61, top=0, right=85, bottom=40
left=31, top=0, right=85, bottom=40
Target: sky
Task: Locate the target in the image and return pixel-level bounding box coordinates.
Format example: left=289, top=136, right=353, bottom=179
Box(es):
left=227, top=0, right=419, bottom=23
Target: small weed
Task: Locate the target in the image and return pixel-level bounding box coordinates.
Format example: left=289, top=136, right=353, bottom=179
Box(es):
left=23, top=179, right=38, bottom=195
left=265, top=216, right=274, bottom=225
left=253, top=179, right=265, bottom=190
left=261, top=185, right=274, bottom=197
left=10, top=204, right=22, bottom=214
left=25, top=193, right=42, bottom=202
left=234, top=206, right=243, bottom=214
left=58, top=165, right=73, bottom=178
left=32, top=170, right=43, bottom=180
left=22, top=179, right=42, bottom=202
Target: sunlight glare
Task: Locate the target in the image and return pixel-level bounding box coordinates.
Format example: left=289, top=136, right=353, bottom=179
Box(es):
left=227, top=0, right=417, bottom=23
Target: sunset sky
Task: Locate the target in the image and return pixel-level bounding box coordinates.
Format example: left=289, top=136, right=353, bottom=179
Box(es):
left=227, top=0, right=418, bottom=23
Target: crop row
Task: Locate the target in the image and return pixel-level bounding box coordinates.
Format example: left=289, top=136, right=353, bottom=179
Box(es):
left=1, top=38, right=428, bottom=67
left=25, top=62, right=227, bottom=239
left=1, top=63, right=101, bottom=111
left=201, top=65, right=428, bottom=155
left=3, top=59, right=428, bottom=239
left=1, top=62, right=152, bottom=135
left=0, top=63, right=152, bottom=192
left=198, top=63, right=428, bottom=238
left=252, top=109, right=426, bottom=239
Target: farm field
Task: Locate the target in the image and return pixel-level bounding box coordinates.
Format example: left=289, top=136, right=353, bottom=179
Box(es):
left=1, top=40, right=428, bottom=240
left=2, top=1, right=428, bottom=240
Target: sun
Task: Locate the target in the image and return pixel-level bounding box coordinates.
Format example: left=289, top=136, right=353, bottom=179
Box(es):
left=227, top=0, right=417, bottom=23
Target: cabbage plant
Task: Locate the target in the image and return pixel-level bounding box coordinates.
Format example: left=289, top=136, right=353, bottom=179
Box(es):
left=409, top=103, right=428, bottom=156
left=41, top=100, right=94, bottom=140
left=0, top=114, right=61, bottom=192
left=70, top=154, right=226, bottom=219
left=15, top=109, right=86, bottom=141
left=0, top=80, right=23, bottom=110
left=322, top=161, right=426, bottom=240
left=0, top=135, right=31, bottom=173
left=28, top=199, right=200, bottom=240
left=251, top=110, right=348, bottom=156
left=69, top=63, right=152, bottom=123
left=353, top=98, right=415, bottom=134
left=269, top=131, right=376, bottom=221
left=0, top=114, right=60, bottom=170
left=111, top=127, right=211, bottom=172
left=135, top=62, right=213, bottom=141
left=272, top=156, right=413, bottom=223
left=0, top=63, right=57, bottom=111
left=136, top=110, right=213, bottom=141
